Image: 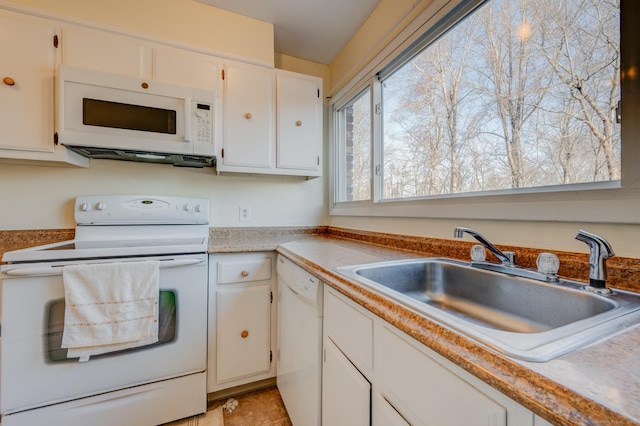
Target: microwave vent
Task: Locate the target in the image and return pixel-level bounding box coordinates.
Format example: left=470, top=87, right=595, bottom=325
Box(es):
left=65, top=145, right=216, bottom=168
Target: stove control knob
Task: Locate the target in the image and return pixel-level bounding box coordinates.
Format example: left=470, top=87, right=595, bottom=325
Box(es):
left=96, top=201, right=108, bottom=211
left=183, top=203, right=193, bottom=212
left=80, top=202, right=92, bottom=212
left=196, top=204, right=205, bottom=213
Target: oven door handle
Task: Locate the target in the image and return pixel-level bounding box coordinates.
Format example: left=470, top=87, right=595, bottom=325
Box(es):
left=2, top=258, right=204, bottom=277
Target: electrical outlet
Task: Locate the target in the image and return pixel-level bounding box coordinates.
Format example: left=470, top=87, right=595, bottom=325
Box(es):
left=239, top=206, right=251, bottom=222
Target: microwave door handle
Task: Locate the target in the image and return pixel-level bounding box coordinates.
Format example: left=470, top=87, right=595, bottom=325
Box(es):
left=184, top=98, right=192, bottom=142
left=2, top=258, right=204, bottom=277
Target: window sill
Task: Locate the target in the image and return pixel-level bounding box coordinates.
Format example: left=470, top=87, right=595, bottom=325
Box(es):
left=330, top=181, right=640, bottom=224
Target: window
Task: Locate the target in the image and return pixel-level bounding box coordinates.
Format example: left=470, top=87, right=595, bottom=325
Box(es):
left=331, top=0, right=634, bottom=222
left=336, top=88, right=371, bottom=202
left=381, top=0, right=619, bottom=199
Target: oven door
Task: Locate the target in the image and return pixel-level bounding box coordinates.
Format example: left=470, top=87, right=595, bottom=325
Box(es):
left=0, top=253, right=208, bottom=414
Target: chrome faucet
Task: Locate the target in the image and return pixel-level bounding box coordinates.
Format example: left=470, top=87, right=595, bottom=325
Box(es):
left=453, top=227, right=515, bottom=266
left=575, top=230, right=615, bottom=292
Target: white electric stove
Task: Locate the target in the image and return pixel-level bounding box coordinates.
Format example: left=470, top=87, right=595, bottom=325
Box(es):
left=1, top=194, right=211, bottom=426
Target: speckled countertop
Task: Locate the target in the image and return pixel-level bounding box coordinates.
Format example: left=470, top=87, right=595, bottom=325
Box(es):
left=3, top=226, right=640, bottom=425
left=209, top=227, right=640, bottom=426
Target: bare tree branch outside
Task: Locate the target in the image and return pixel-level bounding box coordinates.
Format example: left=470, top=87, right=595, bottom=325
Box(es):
left=381, top=0, right=620, bottom=199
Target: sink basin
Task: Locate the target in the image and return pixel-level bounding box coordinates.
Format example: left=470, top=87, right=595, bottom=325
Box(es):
left=335, top=258, right=640, bottom=361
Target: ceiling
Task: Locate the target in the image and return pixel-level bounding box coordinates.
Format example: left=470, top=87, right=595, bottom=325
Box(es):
left=195, top=0, right=381, bottom=65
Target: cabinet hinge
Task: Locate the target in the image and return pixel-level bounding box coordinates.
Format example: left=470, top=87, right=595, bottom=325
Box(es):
left=270, top=291, right=273, bottom=303
left=317, top=88, right=320, bottom=98
left=221, top=69, right=225, bottom=80
left=616, top=100, right=622, bottom=124
left=270, top=350, right=273, bottom=363
left=53, top=34, right=59, bottom=48
left=54, top=132, right=59, bottom=145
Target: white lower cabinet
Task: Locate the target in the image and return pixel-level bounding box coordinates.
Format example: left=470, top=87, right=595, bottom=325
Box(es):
left=322, top=338, right=371, bottom=426
left=207, top=252, right=277, bottom=393
left=372, top=394, right=410, bottom=426
left=323, top=287, right=537, bottom=426
left=216, top=284, right=271, bottom=383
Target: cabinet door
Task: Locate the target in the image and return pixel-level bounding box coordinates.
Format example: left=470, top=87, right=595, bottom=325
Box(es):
left=154, top=45, right=219, bottom=90
left=216, top=284, right=271, bottom=384
left=61, top=26, right=151, bottom=78
left=372, top=394, right=410, bottom=426
left=220, top=64, right=275, bottom=170
left=376, top=324, right=508, bottom=426
left=276, top=71, right=322, bottom=174
left=0, top=10, right=56, bottom=153
left=322, top=338, right=371, bottom=426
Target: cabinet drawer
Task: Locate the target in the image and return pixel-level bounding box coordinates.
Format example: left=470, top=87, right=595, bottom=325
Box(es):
left=324, top=288, right=373, bottom=372
left=217, top=258, right=271, bottom=284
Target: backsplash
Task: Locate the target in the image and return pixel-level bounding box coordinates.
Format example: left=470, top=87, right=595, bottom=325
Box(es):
left=0, top=229, right=75, bottom=260
left=2, top=226, right=639, bottom=293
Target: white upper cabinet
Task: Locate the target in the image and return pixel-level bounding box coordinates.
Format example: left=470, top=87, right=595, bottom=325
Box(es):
left=1, top=6, right=321, bottom=172
left=217, top=64, right=323, bottom=177
left=153, top=45, right=219, bottom=90
left=0, top=9, right=87, bottom=166
left=218, top=63, right=276, bottom=171
left=61, top=27, right=220, bottom=91
left=276, top=70, right=322, bottom=175
left=60, top=26, right=152, bottom=78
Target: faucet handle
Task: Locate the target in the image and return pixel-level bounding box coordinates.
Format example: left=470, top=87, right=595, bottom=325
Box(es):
left=470, top=244, right=487, bottom=262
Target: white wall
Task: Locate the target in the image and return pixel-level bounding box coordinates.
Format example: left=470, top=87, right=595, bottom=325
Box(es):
left=1, top=0, right=329, bottom=231
left=0, top=160, right=326, bottom=230
left=5, top=0, right=275, bottom=65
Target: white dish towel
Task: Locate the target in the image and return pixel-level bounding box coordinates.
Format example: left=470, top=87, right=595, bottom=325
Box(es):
left=61, top=260, right=160, bottom=362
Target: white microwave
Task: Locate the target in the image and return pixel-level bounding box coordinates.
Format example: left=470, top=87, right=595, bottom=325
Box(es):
left=56, top=65, right=216, bottom=167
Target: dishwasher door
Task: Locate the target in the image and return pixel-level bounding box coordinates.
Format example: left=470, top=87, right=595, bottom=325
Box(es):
left=276, top=256, right=323, bottom=426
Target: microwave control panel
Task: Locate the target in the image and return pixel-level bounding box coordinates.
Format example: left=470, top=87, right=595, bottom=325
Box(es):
left=194, top=102, right=213, bottom=144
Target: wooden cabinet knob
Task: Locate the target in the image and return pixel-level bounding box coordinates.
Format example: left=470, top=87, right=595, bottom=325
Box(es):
left=3, top=77, right=15, bottom=86
left=245, top=113, right=252, bottom=119
left=241, top=330, right=249, bottom=338
left=296, top=120, right=302, bottom=126
left=141, top=82, right=149, bottom=89
left=240, top=270, right=250, bottom=277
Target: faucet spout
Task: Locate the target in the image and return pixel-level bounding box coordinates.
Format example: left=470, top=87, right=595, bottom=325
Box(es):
left=454, top=227, right=514, bottom=265
left=575, top=229, right=614, bottom=290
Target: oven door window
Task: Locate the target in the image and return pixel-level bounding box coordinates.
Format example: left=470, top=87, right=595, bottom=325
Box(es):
left=46, top=290, right=177, bottom=362
left=83, top=98, right=177, bottom=134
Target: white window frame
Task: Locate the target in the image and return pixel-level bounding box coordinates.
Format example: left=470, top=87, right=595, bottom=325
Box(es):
left=329, top=0, right=640, bottom=224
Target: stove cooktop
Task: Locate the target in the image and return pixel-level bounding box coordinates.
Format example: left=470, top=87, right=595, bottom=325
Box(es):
left=2, top=195, right=210, bottom=264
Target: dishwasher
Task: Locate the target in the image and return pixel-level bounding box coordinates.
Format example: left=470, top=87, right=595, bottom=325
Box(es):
left=276, top=255, right=323, bottom=426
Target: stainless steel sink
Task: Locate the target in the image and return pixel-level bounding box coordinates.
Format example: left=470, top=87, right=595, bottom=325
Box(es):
left=335, top=258, right=640, bottom=361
